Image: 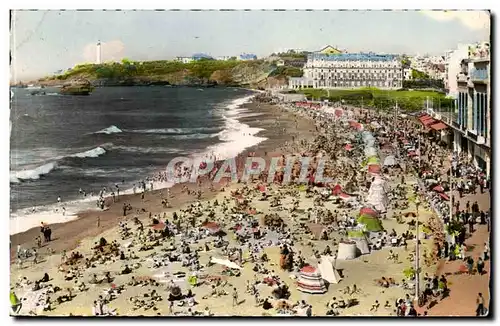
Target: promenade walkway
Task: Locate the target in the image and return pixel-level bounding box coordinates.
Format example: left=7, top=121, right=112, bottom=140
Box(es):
left=417, top=189, right=490, bottom=316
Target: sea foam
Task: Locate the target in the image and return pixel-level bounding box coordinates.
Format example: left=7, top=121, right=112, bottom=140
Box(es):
left=94, top=125, right=123, bottom=134
left=10, top=146, right=108, bottom=183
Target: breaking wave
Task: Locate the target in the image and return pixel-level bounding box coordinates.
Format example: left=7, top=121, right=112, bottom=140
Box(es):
left=10, top=146, right=108, bottom=183
left=94, top=125, right=123, bottom=134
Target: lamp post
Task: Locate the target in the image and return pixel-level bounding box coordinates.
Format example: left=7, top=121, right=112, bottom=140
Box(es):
left=414, top=196, right=421, bottom=303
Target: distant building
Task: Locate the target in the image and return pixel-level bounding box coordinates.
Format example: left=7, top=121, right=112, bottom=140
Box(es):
left=175, top=56, right=194, bottom=64
left=444, top=44, right=469, bottom=97
left=317, top=45, right=343, bottom=55
left=276, top=59, right=285, bottom=67
left=289, top=52, right=403, bottom=90
left=238, top=53, right=257, bottom=61
left=192, top=53, right=214, bottom=61
left=217, top=56, right=232, bottom=61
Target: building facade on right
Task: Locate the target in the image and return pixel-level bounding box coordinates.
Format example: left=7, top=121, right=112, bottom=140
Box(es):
left=452, top=41, right=490, bottom=177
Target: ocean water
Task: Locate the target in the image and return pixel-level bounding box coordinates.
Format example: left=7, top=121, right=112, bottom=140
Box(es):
left=10, top=86, right=266, bottom=234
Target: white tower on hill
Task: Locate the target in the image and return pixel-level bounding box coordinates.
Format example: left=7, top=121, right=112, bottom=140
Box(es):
left=96, top=41, right=102, bottom=64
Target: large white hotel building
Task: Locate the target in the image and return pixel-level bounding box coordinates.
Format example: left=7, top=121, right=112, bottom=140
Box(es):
left=289, top=52, right=403, bottom=89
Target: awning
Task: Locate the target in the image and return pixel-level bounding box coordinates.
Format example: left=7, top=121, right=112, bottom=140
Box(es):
left=418, top=114, right=431, bottom=122
left=430, top=122, right=448, bottom=131
left=422, top=118, right=437, bottom=126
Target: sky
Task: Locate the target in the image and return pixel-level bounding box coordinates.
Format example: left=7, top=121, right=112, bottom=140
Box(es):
left=10, top=10, right=490, bottom=82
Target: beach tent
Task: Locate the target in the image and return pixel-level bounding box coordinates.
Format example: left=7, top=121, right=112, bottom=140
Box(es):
left=359, top=207, right=378, bottom=217
left=296, top=265, right=327, bottom=294
left=318, top=256, right=342, bottom=284
left=383, top=155, right=396, bottom=167
left=366, top=177, right=389, bottom=212
left=368, top=164, right=382, bottom=175
left=337, top=241, right=358, bottom=260
left=348, top=233, right=371, bottom=255
left=356, top=215, right=384, bottom=232
left=344, top=144, right=353, bottom=151
left=367, top=156, right=380, bottom=165
left=364, top=147, right=378, bottom=157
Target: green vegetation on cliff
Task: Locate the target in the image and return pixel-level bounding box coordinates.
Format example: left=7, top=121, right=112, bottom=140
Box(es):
left=45, top=59, right=275, bottom=87
left=298, top=87, right=452, bottom=112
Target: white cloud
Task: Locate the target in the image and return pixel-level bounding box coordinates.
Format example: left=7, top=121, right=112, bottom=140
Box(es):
left=420, top=10, right=490, bottom=31
left=82, top=40, right=125, bottom=63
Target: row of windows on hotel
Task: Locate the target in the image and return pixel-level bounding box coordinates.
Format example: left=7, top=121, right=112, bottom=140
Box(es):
left=457, top=91, right=488, bottom=137
left=305, top=68, right=402, bottom=74
left=306, top=73, right=402, bottom=80
left=307, top=62, right=401, bottom=69
left=292, top=80, right=401, bottom=88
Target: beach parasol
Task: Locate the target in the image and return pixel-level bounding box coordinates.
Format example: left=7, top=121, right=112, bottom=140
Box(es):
left=339, top=193, right=355, bottom=202
left=433, top=185, right=444, bottom=193
left=332, top=184, right=342, bottom=195
left=151, top=222, right=166, bottom=231
left=403, top=212, right=417, bottom=217
left=258, top=184, right=267, bottom=193
left=439, top=193, right=450, bottom=201
left=344, top=144, right=353, bottom=151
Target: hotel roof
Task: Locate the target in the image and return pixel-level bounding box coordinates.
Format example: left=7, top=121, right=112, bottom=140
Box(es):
left=308, top=52, right=398, bottom=62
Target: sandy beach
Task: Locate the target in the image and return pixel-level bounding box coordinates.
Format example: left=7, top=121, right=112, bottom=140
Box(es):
left=9, top=96, right=490, bottom=317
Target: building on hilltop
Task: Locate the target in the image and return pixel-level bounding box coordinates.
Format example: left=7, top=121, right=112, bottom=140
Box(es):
left=192, top=53, right=214, bottom=61
left=175, top=56, right=194, bottom=64
left=289, top=52, right=403, bottom=89
left=175, top=53, right=214, bottom=63
left=317, top=45, right=343, bottom=55
left=238, top=53, right=257, bottom=61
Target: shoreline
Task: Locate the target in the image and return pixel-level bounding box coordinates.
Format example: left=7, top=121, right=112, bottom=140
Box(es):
left=9, top=99, right=316, bottom=261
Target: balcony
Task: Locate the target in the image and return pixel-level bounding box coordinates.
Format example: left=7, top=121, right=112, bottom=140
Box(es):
left=435, top=111, right=458, bottom=126
left=470, top=69, right=489, bottom=83
left=470, top=52, right=490, bottom=63
left=456, top=72, right=468, bottom=83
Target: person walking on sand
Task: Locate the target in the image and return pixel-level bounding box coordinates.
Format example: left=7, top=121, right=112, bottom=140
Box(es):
left=232, top=287, right=238, bottom=306
left=476, top=293, right=485, bottom=316
left=123, top=203, right=127, bottom=217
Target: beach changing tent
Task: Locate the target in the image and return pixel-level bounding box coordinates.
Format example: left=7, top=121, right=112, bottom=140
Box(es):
left=383, top=155, right=396, bottom=167
left=366, top=177, right=389, bottom=213
left=337, top=241, right=358, bottom=260
left=296, top=265, right=327, bottom=294
left=364, top=147, right=378, bottom=157
left=347, top=231, right=371, bottom=255
left=318, top=256, right=342, bottom=284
